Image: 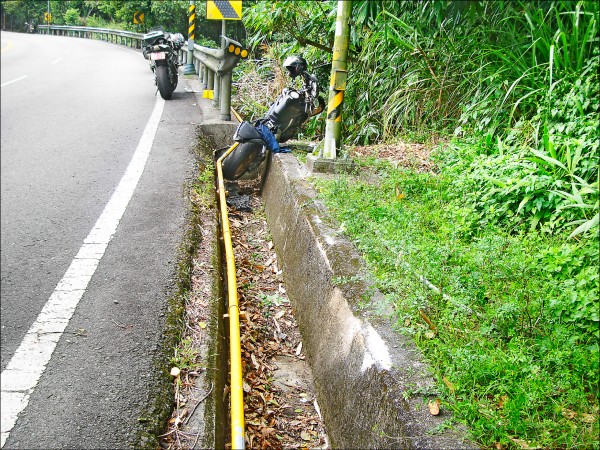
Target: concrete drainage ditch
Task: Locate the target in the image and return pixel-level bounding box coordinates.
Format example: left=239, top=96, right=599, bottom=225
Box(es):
left=160, top=99, right=477, bottom=448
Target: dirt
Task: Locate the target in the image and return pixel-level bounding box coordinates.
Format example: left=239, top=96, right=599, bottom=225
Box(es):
left=350, top=142, right=442, bottom=173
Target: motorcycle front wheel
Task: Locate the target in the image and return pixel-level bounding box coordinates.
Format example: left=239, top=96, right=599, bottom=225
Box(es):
left=156, top=65, right=174, bottom=100
left=222, top=142, right=264, bottom=180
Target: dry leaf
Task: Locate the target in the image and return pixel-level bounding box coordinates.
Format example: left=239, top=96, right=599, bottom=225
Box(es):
left=497, top=395, right=509, bottom=409
left=581, top=413, right=596, bottom=423
left=300, top=430, right=311, bottom=441
left=425, top=330, right=436, bottom=339
left=395, top=186, right=405, bottom=200
left=428, top=398, right=441, bottom=415
left=509, top=437, right=539, bottom=449
left=295, top=342, right=303, bottom=355
left=199, top=321, right=207, bottom=329
left=562, top=408, right=577, bottom=419
left=442, top=376, right=455, bottom=394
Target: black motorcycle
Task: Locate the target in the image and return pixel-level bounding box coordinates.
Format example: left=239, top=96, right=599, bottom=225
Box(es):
left=142, top=29, right=185, bottom=100
left=221, top=56, right=324, bottom=180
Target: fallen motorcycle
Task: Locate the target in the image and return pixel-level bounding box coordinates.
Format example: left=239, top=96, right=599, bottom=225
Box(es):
left=142, top=29, right=185, bottom=100
left=221, top=56, right=324, bottom=181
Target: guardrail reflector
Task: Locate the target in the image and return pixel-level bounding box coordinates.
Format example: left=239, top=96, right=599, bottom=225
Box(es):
left=203, top=90, right=214, bottom=99
left=227, top=44, right=249, bottom=59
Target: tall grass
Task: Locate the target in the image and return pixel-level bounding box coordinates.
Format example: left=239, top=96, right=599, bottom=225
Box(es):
left=344, top=1, right=599, bottom=237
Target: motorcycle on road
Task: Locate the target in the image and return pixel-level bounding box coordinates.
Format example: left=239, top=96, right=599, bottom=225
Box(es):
left=221, top=56, right=325, bottom=181
left=142, top=29, right=185, bottom=100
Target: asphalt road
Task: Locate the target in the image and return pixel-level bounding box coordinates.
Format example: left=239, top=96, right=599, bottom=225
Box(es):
left=1, top=31, right=202, bottom=448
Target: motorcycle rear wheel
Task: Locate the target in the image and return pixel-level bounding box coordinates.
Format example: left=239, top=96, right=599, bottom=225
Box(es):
left=156, top=65, right=174, bottom=100
left=222, top=142, right=264, bottom=180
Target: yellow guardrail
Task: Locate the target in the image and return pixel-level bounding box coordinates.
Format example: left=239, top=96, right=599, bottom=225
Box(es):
left=216, top=142, right=245, bottom=449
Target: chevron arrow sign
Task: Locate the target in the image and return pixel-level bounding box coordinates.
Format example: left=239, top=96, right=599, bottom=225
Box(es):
left=133, top=11, right=145, bottom=24
left=206, top=0, right=242, bottom=20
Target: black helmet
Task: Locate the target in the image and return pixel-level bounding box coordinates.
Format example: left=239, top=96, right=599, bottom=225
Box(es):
left=283, top=56, right=307, bottom=78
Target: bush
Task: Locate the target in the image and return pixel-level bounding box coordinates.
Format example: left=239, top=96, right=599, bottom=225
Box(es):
left=64, top=8, right=81, bottom=26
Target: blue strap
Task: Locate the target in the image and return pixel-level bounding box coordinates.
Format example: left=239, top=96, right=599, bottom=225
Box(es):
left=255, top=123, right=291, bottom=153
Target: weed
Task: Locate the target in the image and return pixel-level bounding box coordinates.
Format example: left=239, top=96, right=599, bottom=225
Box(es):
left=170, top=335, right=202, bottom=372
left=314, top=157, right=599, bottom=449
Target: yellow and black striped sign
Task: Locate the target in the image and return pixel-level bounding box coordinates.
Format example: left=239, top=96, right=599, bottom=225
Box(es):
left=188, top=3, right=196, bottom=40
left=206, top=0, right=242, bottom=21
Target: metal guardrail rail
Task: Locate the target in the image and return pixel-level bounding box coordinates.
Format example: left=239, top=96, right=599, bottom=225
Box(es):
left=37, top=24, right=145, bottom=48
left=180, top=36, right=248, bottom=121
left=36, top=25, right=248, bottom=122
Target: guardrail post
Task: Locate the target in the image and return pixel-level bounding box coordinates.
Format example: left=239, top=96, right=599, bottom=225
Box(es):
left=219, top=71, right=232, bottom=121
left=207, top=69, right=215, bottom=92
left=213, top=74, right=221, bottom=108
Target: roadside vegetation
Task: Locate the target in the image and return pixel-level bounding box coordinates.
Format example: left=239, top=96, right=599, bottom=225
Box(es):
left=237, top=1, right=599, bottom=449
left=5, top=0, right=597, bottom=447
left=0, top=0, right=243, bottom=46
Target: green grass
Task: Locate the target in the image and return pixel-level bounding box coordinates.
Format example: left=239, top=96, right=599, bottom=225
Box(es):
left=313, top=158, right=599, bottom=449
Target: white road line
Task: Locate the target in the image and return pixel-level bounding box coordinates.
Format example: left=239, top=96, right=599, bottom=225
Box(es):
left=1, top=75, right=28, bottom=88
left=51, top=57, right=63, bottom=64
left=0, top=94, right=165, bottom=448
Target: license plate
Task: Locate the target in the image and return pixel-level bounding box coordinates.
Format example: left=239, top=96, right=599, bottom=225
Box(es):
left=150, top=52, right=166, bottom=60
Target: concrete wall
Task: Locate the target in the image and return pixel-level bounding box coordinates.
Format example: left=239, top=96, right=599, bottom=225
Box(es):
left=262, top=154, right=477, bottom=449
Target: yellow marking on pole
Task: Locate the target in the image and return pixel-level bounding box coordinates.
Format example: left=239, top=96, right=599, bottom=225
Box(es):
left=206, top=0, right=242, bottom=20
left=203, top=90, right=214, bottom=99
left=188, top=4, right=196, bottom=40
left=327, top=91, right=344, bottom=113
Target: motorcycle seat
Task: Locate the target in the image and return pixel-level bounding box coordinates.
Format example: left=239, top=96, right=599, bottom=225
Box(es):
left=233, top=121, right=264, bottom=144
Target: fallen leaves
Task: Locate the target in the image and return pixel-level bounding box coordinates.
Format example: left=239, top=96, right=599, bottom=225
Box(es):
left=228, top=184, right=327, bottom=449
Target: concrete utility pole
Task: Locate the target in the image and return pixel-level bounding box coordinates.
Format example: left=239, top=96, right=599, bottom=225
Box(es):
left=323, top=0, right=352, bottom=159
left=183, top=0, right=196, bottom=75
